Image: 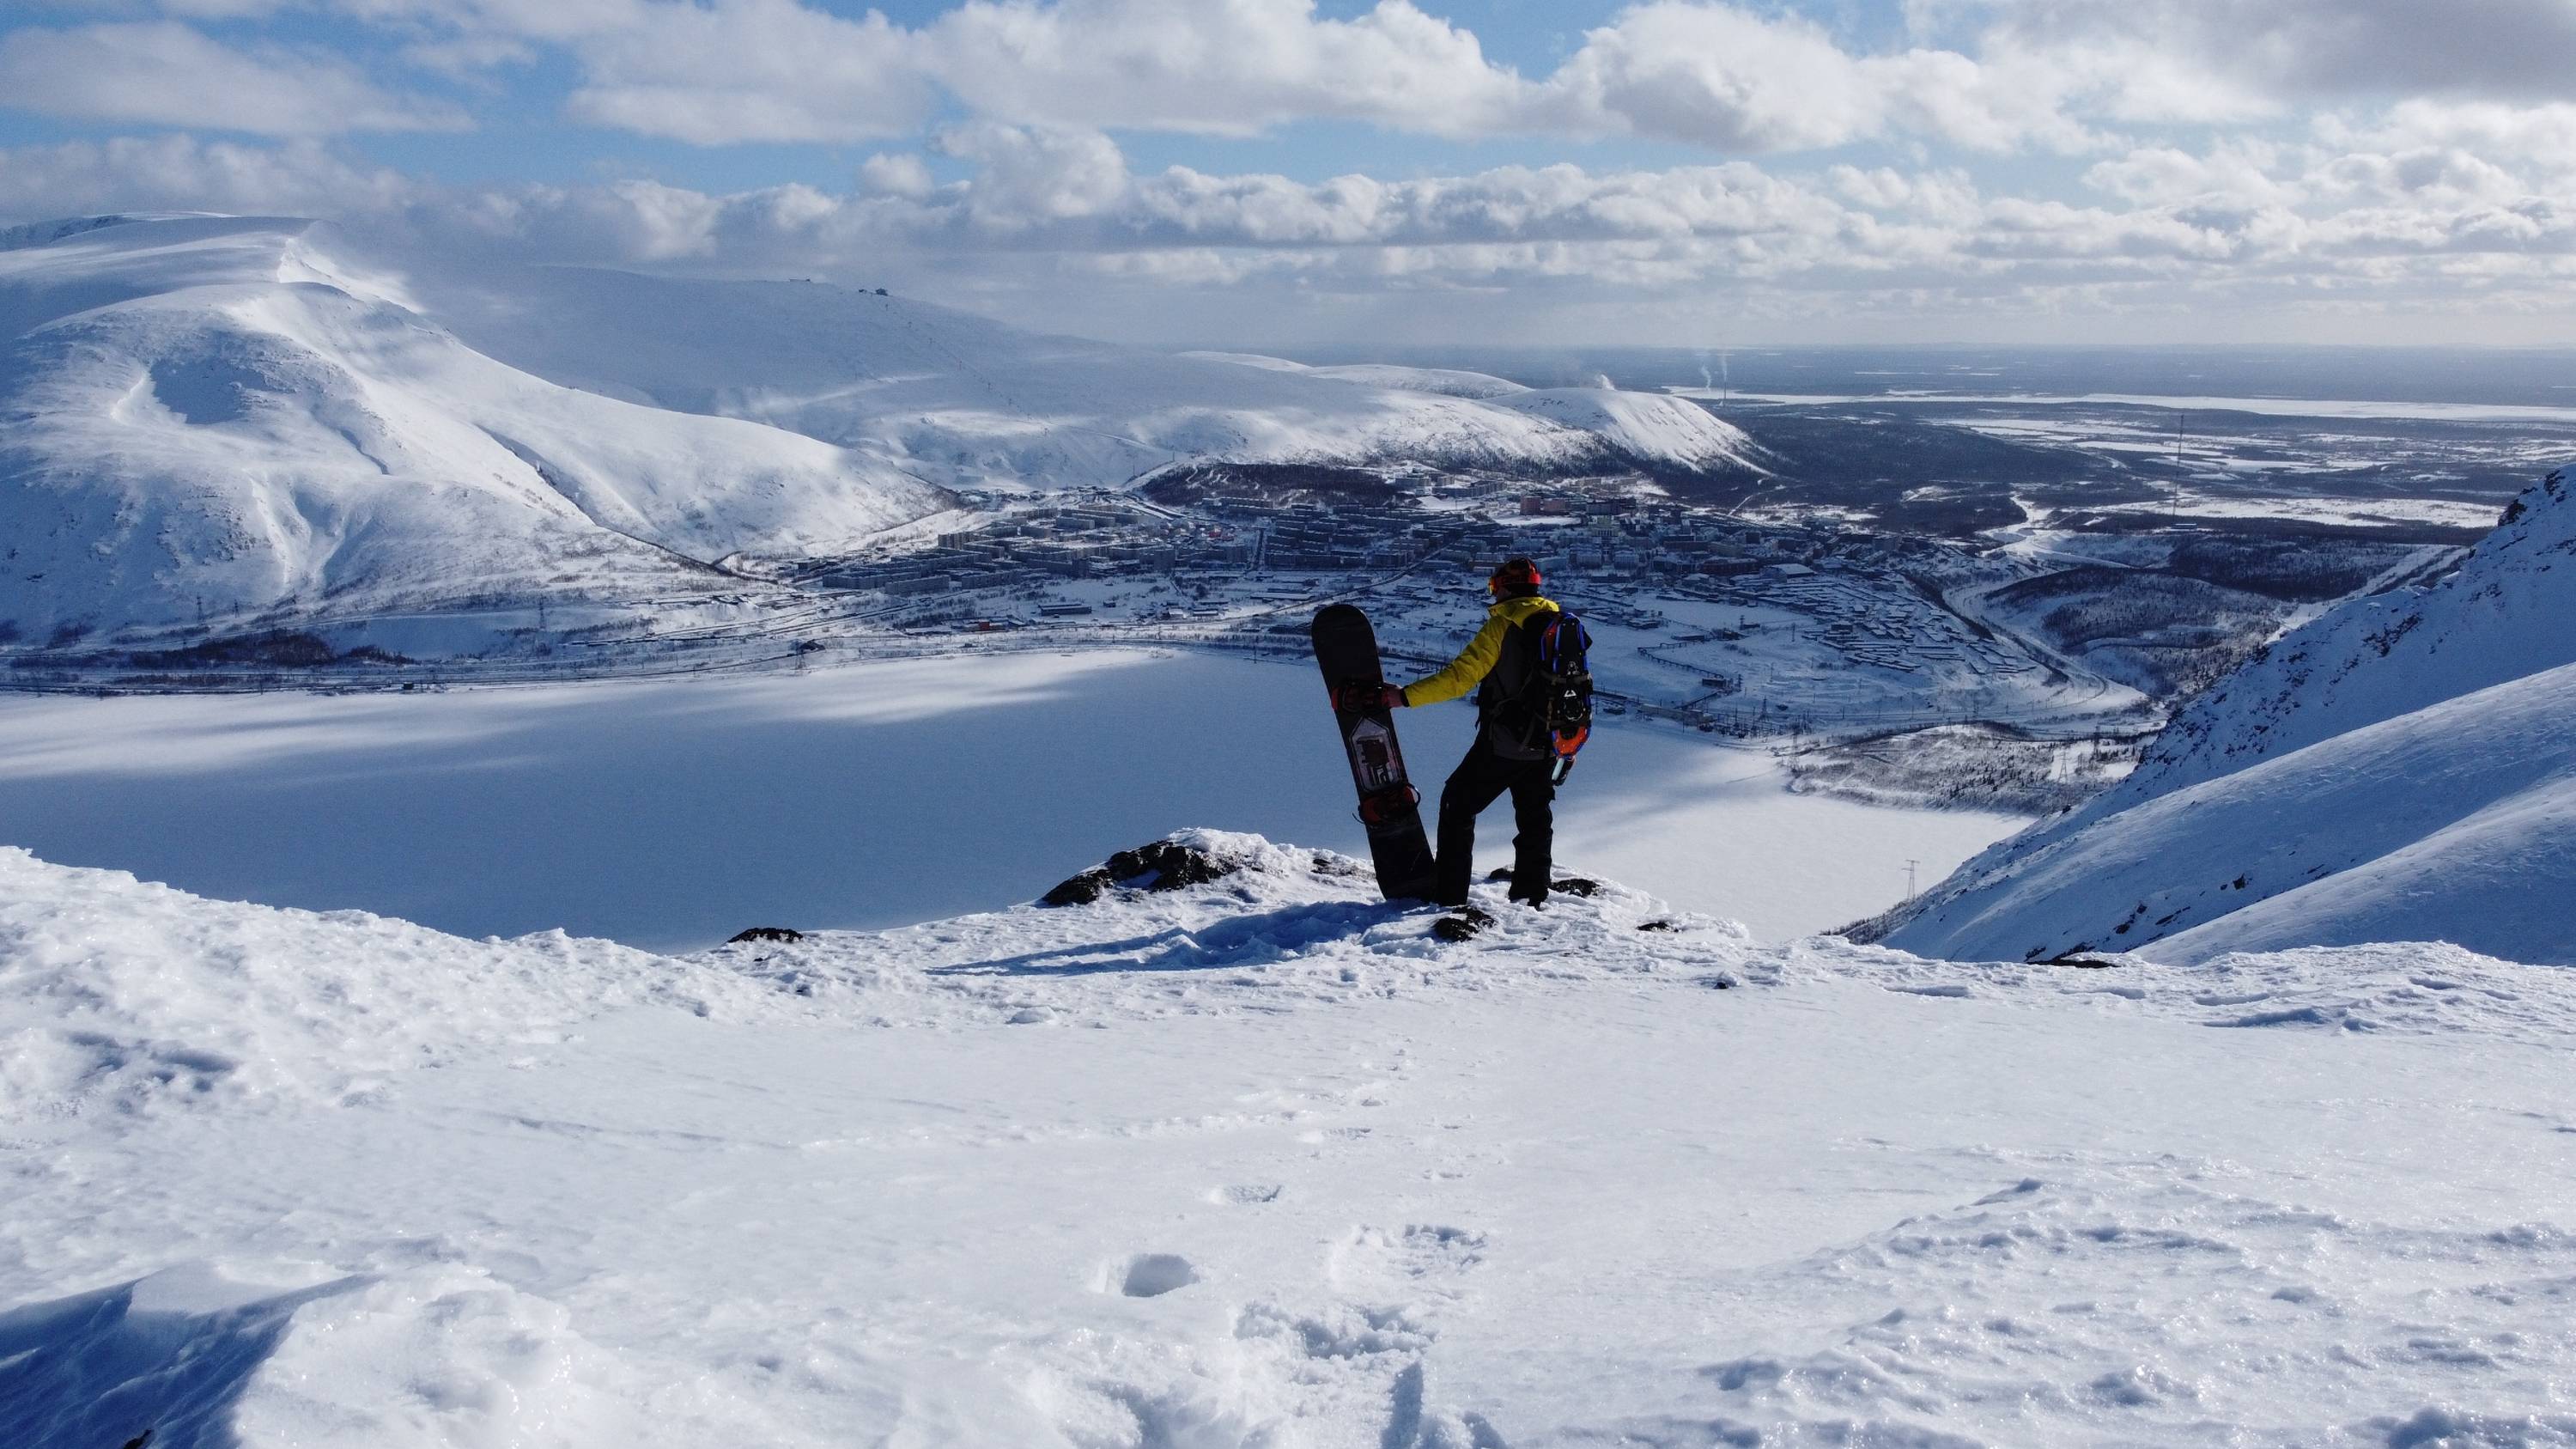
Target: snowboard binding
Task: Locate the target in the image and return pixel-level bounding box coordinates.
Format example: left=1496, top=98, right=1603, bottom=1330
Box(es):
left=1329, top=679, right=1390, bottom=715
left=1357, top=782, right=1421, bottom=827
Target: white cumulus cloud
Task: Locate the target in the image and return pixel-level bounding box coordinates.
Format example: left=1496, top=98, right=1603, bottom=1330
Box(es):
left=562, top=0, right=927, bottom=144
left=0, top=22, right=469, bottom=136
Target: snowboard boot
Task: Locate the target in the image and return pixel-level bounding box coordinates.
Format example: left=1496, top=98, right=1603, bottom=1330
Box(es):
left=1431, top=905, right=1495, bottom=942
left=1498, top=868, right=1600, bottom=905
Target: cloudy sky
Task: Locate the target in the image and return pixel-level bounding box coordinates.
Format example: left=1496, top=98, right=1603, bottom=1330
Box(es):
left=3, top=0, right=2573, bottom=346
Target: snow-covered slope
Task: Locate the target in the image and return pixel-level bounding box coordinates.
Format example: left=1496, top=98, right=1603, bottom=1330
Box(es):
left=1875, top=471, right=2576, bottom=964
left=1879, top=661, right=2576, bottom=965
left=414, top=270, right=1761, bottom=489
left=0, top=843, right=746, bottom=1120
left=1164, top=362, right=1772, bottom=473
left=0, top=216, right=946, bottom=641
left=6, top=833, right=2574, bottom=1446
left=1489, top=385, right=1768, bottom=472
left=1, top=213, right=1769, bottom=641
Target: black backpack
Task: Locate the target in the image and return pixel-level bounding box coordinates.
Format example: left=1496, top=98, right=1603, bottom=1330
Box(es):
left=1488, top=611, right=1595, bottom=781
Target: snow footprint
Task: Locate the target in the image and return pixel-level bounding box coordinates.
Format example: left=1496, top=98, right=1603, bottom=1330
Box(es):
left=1297, top=1226, right=1496, bottom=1445
left=1328, top=1223, right=1488, bottom=1300
left=1098, top=1252, right=1199, bottom=1298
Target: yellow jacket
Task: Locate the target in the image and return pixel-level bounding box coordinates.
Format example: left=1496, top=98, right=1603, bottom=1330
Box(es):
left=1400, top=594, right=1560, bottom=707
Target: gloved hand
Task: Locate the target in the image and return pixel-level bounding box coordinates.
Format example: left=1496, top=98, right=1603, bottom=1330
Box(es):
left=1381, top=685, right=1410, bottom=709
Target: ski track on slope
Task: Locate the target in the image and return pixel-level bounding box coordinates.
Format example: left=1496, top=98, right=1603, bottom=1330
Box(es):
left=5, top=831, right=2576, bottom=1446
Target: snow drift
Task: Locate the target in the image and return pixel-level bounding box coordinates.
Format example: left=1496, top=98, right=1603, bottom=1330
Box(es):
left=1874, top=469, right=2576, bottom=965
left=0, top=844, right=744, bottom=1123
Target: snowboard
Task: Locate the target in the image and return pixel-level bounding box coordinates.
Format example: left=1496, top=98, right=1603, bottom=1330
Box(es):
left=1311, top=604, right=1438, bottom=902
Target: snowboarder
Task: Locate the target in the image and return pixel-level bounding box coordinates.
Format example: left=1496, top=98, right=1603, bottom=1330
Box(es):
left=1365, top=557, right=1564, bottom=909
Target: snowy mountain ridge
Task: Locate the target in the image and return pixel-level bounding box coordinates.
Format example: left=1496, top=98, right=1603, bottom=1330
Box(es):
left=2107, top=466, right=2573, bottom=803
left=0, top=215, right=951, bottom=643
left=0, top=212, right=172, bottom=253
left=0, top=214, right=1760, bottom=645
left=1175, top=351, right=1766, bottom=469
left=418, top=267, right=1767, bottom=493
left=0, top=831, right=1737, bottom=1127
left=18, top=828, right=2564, bottom=1136
left=1873, top=469, right=2576, bottom=965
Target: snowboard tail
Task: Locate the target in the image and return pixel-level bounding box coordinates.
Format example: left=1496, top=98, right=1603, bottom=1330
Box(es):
left=1311, top=604, right=1439, bottom=902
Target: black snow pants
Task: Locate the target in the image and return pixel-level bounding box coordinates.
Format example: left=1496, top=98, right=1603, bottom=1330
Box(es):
left=1432, top=734, right=1554, bottom=908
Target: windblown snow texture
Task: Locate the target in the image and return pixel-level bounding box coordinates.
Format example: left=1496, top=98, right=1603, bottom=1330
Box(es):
left=1878, top=470, right=2576, bottom=965
left=4, top=832, right=2574, bottom=1445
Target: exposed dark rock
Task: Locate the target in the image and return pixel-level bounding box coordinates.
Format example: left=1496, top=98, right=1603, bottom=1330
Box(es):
left=1432, top=906, right=1495, bottom=942
left=1042, top=869, right=1112, bottom=907
left=1105, top=840, right=1232, bottom=892
left=1042, top=837, right=1246, bottom=907
left=727, top=926, right=805, bottom=944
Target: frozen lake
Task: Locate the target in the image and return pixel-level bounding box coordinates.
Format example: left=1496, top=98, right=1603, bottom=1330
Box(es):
left=0, top=649, right=2022, bottom=949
